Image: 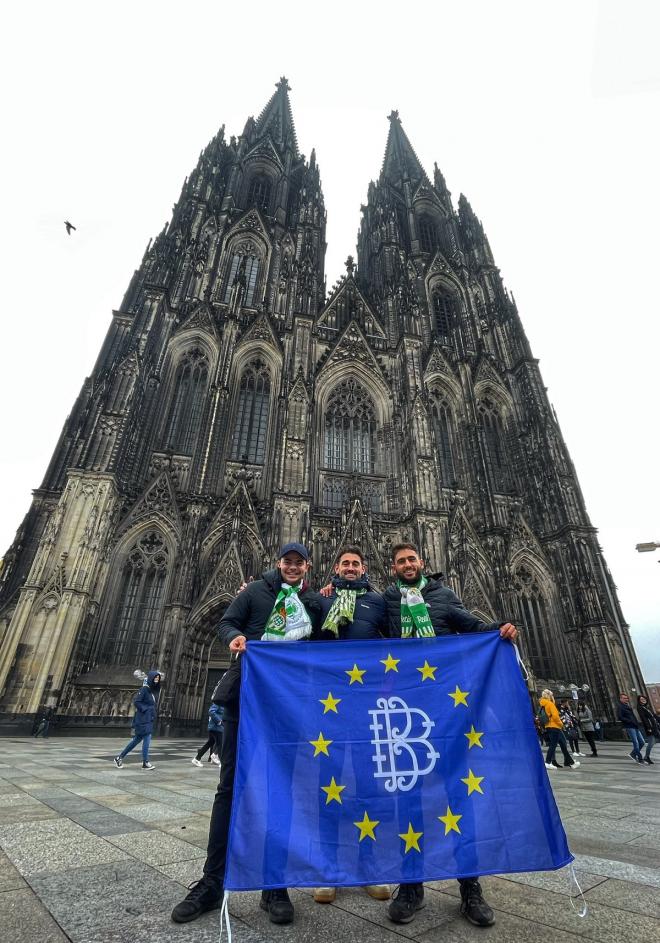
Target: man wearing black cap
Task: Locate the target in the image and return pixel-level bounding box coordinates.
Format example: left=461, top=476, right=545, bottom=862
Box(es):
left=171, top=542, right=323, bottom=926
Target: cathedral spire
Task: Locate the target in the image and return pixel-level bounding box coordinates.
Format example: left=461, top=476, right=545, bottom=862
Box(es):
left=381, top=110, right=429, bottom=188
left=253, top=76, right=300, bottom=159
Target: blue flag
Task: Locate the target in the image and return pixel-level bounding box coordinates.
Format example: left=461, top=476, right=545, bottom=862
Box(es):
left=224, top=631, right=572, bottom=890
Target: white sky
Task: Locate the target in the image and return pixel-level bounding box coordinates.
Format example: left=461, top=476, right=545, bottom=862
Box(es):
left=1, top=1, right=658, bottom=679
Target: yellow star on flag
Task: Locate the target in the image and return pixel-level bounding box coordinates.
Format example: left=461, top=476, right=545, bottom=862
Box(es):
left=321, top=776, right=345, bottom=805
left=346, top=663, right=366, bottom=685
left=353, top=811, right=380, bottom=842
left=461, top=769, right=485, bottom=795
left=380, top=653, right=400, bottom=673
left=438, top=806, right=462, bottom=835
left=309, top=732, right=333, bottom=757
left=398, top=822, right=423, bottom=853
left=448, top=684, right=469, bottom=707
left=417, top=660, right=438, bottom=681
left=465, top=725, right=484, bottom=749
left=320, top=692, right=341, bottom=714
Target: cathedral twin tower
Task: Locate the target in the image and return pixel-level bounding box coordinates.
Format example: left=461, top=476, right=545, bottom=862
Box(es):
left=0, top=79, right=643, bottom=730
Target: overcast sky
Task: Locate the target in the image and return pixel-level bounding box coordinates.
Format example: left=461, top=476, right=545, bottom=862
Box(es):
left=1, top=1, right=658, bottom=680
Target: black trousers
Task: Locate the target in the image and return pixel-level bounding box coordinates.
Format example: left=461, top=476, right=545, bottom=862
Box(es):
left=203, top=715, right=238, bottom=890
left=583, top=730, right=598, bottom=755
left=546, top=728, right=574, bottom=766
left=196, top=730, right=222, bottom=760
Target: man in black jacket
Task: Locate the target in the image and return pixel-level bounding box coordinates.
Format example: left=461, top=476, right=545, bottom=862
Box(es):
left=383, top=542, right=517, bottom=929
left=618, top=693, right=646, bottom=763
left=171, top=543, right=324, bottom=927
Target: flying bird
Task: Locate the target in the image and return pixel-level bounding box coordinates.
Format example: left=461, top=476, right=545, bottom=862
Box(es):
left=64, top=220, right=77, bottom=235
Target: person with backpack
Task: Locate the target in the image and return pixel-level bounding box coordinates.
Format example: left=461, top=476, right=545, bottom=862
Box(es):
left=559, top=700, right=584, bottom=756
left=538, top=690, right=580, bottom=770
left=192, top=703, right=224, bottom=767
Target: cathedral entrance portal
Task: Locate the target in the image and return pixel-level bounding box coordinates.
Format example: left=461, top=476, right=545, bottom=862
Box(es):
left=173, top=601, right=230, bottom=733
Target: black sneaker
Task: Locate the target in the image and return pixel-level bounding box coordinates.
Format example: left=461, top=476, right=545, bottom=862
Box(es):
left=113, top=756, right=123, bottom=768
left=388, top=883, right=425, bottom=924
left=260, top=888, right=294, bottom=924
left=460, top=879, right=495, bottom=926
left=645, top=757, right=654, bottom=765
left=171, top=878, right=222, bottom=923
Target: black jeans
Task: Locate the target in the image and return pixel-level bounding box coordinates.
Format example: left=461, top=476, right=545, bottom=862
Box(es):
left=196, top=730, right=222, bottom=761
left=545, top=728, right=575, bottom=766
left=583, top=730, right=598, bottom=755
left=203, top=714, right=238, bottom=891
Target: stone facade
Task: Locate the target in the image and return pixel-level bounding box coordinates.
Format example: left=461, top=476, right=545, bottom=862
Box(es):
left=0, top=79, right=645, bottom=732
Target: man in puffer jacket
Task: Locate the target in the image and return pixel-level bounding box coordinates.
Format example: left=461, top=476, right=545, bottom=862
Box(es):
left=382, top=542, right=517, bottom=930
left=619, top=693, right=645, bottom=763
left=114, top=670, right=163, bottom=770
left=171, top=543, right=324, bottom=928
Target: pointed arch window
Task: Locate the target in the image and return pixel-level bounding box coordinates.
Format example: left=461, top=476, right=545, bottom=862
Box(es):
left=323, top=379, right=378, bottom=475
left=247, top=174, right=272, bottom=214
left=223, top=245, right=261, bottom=307
left=478, top=397, right=511, bottom=492
left=419, top=215, right=438, bottom=253
left=513, top=566, right=553, bottom=679
left=163, top=347, right=209, bottom=454
left=430, top=391, right=457, bottom=486
left=231, top=359, right=271, bottom=463
left=432, top=289, right=456, bottom=340
left=101, top=532, right=169, bottom=665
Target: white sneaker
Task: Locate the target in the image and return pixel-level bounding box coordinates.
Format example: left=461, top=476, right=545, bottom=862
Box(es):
left=571, top=752, right=580, bottom=757
left=545, top=762, right=559, bottom=769
left=191, top=758, right=203, bottom=768
left=142, top=762, right=155, bottom=770
left=568, top=760, right=580, bottom=769
left=211, top=754, right=221, bottom=766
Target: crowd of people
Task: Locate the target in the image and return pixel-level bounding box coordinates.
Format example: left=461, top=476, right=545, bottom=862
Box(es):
left=100, top=539, right=658, bottom=931
left=535, top=688, right=659, bottom=770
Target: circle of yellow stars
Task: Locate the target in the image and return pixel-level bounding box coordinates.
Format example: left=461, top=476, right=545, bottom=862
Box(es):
left=308, top=653, right=485, bottom=851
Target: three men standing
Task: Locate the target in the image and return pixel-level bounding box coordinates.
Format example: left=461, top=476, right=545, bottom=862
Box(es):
left=172, top=538, right=518, bottom=932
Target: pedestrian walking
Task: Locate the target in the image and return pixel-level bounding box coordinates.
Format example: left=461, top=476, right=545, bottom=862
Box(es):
left=577, top=703, right=598, bottom=756
left=618, top=693, right=645, bottom=763
left=114, top=670, right=163, bottom=770
left=539, top=690, right=580, bottom=770
left=559, top=701, right=584, bottom=756
left=637, top=695, right=659, bottom=765
left=192, top=703, right=224, bottom=767
left=170, top=543, right=325, bottom=927
left=33, top=705, right=54, bottom=738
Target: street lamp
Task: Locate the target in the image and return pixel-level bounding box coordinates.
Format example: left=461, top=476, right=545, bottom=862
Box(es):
left=636, top=541, right=660, bottom=554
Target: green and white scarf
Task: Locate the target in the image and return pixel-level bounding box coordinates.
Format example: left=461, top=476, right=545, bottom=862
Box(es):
left=262, top=583, right=312, bottom=641
left=321, top=588, right=367, bottom=638
left=398, top=576, right=435, bottom=638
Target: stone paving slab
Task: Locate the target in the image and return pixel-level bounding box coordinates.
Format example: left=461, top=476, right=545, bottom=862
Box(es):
left=0, top=736, right=658, bottom=942
left=0, top=887, right=70, bottom=942
left=0, top=818, right=130, bottom=875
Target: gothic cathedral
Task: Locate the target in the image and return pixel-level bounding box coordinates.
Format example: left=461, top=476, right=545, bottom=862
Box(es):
left=0, top=80, right=644, bottom=732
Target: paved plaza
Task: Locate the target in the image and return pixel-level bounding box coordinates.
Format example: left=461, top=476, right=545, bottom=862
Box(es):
left=0, top=736, right=659, bottom=942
